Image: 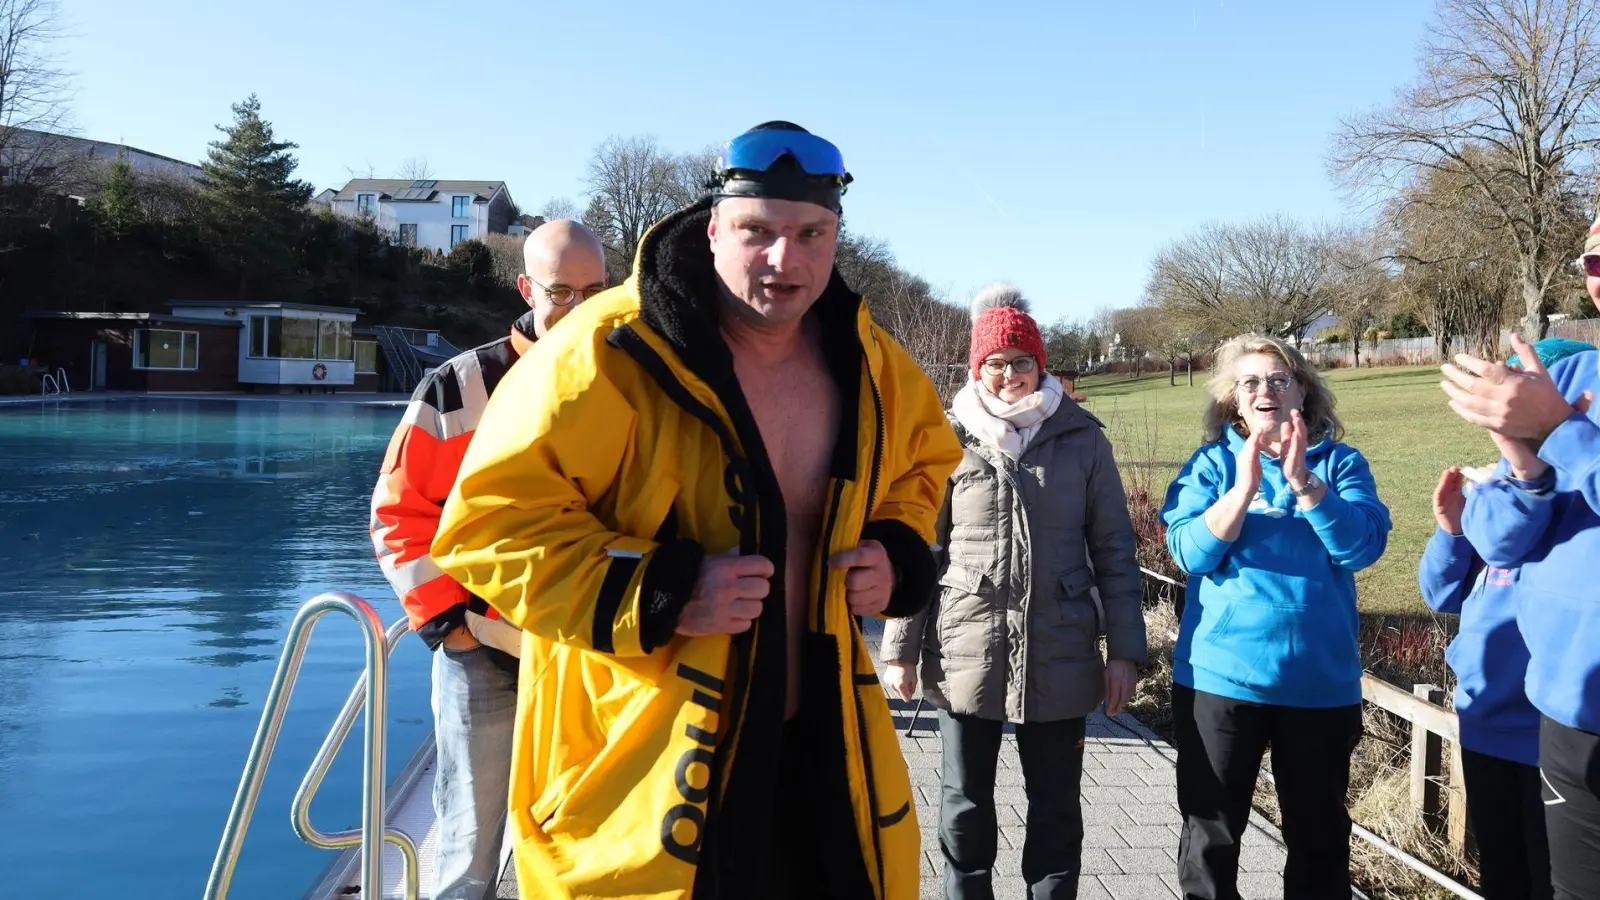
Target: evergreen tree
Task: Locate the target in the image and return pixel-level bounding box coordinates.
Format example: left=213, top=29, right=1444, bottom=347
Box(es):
left=199, top=95, right=312, bottom=294
left=87, top=154, right=143, bottom=240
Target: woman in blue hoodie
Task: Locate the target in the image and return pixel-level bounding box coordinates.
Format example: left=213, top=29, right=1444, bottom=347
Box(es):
left=1161, top=334, right=1391, bottom=900
left=1421, top=465, right=1551, bottom=900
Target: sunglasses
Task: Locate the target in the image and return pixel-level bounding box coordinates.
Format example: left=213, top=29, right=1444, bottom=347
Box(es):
left=1577, top=255, right=1600, bottom=278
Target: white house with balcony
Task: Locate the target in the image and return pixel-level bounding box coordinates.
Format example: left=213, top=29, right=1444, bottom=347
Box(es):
left=328, top=179, right=516, bottom=252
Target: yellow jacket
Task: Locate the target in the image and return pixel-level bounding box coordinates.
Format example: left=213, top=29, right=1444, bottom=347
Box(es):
left=432, top=201, right=962, bottom=900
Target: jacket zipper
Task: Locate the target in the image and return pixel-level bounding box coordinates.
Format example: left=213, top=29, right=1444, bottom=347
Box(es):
left=858, top=347, right=890, bottom=890
left=864, top=359, right=886, bottom=517
left=990, top=447, right=1033, bottom=722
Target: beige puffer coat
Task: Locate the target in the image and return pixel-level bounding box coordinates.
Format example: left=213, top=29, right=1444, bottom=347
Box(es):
left=881, top=399, right=1147, bottom=723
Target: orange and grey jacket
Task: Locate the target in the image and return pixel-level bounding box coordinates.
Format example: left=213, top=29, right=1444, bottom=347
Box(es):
left=369, top=316, right=537, bottom=660
left=432, top=199, right=964, bottom=899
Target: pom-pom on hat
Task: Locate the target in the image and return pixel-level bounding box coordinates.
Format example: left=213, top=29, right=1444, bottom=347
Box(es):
left=968, top=283, right=1047, bottom=380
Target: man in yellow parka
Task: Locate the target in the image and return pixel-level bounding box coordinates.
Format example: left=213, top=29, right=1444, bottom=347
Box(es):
left=432, top=121, right=962, bottom=900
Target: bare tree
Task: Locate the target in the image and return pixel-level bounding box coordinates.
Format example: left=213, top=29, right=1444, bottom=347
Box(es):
left=1042, top=318, right=1090, bottom=373
left=539, top=196, right=579, bottom=221
left=1325, top=227, right=1399, bottom=368
left=1332, top=0, right=1600, bottom=338
left=1147, top=215, right=1333, bottom=343
left=836, top=230, right=899, bottom=301
left=584, top=135, right=682, bottom=271
left=1130, top=302, right=1211, bottom=386
left=671, top=145, right=721, bottom=208
left=1390, top=158, right=1517, bottom=360
left=483, top=232, right=526, bottom=290
left=581, top=193, right=630, bottom=283
left=0, top=0, right=77, bottom=211
left=871, top=279, right=970, bottom=403
left=395, top=156, right=433, bottom=181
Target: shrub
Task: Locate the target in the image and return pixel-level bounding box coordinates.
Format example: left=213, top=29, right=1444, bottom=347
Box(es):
left=446, top=239, right=494, bottom=289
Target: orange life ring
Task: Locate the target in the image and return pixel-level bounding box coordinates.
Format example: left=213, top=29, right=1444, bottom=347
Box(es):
left=312, top=363, right=328, bottom=381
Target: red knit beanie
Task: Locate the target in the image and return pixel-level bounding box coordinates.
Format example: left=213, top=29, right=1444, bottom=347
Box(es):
left=969, top=283, right=1046, bottom=379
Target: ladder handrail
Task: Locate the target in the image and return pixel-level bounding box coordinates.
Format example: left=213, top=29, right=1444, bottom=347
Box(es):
left=291, top=617, right=419, bottom=899
left=39, top=373, right=59, bottom=395
left=204, top=592, right=391, bottom=900
left=55, top=367, right=70, bottom=393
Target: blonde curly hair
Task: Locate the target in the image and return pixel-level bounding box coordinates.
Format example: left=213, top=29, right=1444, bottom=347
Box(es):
left=1202, top=333, right=1344, bottom=445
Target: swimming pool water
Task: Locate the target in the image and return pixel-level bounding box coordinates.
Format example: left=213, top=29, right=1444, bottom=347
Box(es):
left=0, top=398, right=433, bottom=899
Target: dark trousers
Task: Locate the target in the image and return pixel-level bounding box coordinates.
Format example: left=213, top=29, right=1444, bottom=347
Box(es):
left=1172, top=684, right=1362, bottom=900
left=1542, top=716, right=1600, bottom=900
left=1460, top=747, right=1552, bottom=900
left=938, top=709, right=1086, bottom=900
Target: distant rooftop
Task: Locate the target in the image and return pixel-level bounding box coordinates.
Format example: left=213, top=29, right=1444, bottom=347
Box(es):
left=168, top=300, right=359, bottom=315
left=333, top=179, right=506, bottom=203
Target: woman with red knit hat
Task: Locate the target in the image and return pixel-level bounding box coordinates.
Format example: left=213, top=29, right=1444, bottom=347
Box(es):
left=881, top=283, right=1148, bottom=899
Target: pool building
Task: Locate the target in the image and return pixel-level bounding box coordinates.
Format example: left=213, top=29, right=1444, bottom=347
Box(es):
left=25, top=300, right=458, bottom=394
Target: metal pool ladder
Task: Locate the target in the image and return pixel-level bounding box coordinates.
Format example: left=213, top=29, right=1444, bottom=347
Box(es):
left=204, top=592, right=421, bottom=900
left=40, top=368, right=70, bottom=395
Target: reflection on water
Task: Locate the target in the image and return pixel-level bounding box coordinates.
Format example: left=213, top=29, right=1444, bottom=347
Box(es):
left=0, top=399, right=432, bottom=900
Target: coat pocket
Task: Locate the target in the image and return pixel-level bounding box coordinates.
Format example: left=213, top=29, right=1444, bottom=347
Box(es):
left=1060, top=567, right=1102, bottom=635
left=935, top=563, right=993, bottom=659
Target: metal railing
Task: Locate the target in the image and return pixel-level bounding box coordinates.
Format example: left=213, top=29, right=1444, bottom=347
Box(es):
left=292, top=617, right=420, bottom=900
left=204, top=592, right=404, bottom=900
left=374, top=327, right=425, bottom=393
left=39, top=368, right=72, bottom=396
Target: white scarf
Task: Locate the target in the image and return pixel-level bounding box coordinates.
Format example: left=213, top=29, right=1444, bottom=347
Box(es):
left=952, top=374, right=1065, bottom=460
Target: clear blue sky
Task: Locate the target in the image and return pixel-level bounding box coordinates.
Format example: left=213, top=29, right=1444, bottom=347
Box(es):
left=60, top=0, right=1434, bottom=324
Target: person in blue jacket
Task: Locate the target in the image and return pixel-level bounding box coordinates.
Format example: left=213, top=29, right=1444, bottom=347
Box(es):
left=1161, top=333, right=1391, bottom=900
left=1444, top=329, right=1600, bottom=900
left=1421, top=337, right=1589, bottom=900
left=1421, top=464, right=1550, bottom=900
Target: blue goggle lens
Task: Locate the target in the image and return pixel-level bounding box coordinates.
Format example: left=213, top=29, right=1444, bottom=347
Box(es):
left=717, top=130, right=849, bottom=181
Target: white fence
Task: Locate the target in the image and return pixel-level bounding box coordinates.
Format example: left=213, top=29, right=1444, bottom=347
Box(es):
left=1303, top=318, right=1600, bottom=368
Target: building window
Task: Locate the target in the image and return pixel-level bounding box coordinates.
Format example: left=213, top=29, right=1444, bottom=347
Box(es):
left=249, top=316, right=352, bottom=360
left=354, top=341, right=379, bottom=374
left=357, top=193, right=376, bottom=215
left=452, top=196, right=470, bottom=218
left=398, top=223, right=417, bottom=246
left=249, top=316, right=276, bottom=358
left=318, top=320, right=354, bottom=361
left=450, top=224, right=468, bottom=247
left=134, top=329, right=199, bottom=370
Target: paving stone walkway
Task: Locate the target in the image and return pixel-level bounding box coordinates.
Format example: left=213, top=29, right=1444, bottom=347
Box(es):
left=887, top=695, right=1291, bottom=900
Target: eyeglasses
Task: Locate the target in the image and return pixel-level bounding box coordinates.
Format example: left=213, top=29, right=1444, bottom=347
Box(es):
left=1236, top=374, right=1294, bottom=395
left=981, top=356, right=1037, bottom=376
left=1576, top=255, right=1600, bottom=278
left=527, top=276, right=606, bottom=307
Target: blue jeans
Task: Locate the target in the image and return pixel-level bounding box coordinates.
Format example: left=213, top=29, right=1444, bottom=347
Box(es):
left=431, top=645, right=517, bottom=900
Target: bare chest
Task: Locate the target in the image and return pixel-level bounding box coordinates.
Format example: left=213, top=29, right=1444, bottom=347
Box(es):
left=733, top=358, right=841, bottom=520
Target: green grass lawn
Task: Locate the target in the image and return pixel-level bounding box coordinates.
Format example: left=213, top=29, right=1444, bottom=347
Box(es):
left=1076, top=365, right=1492, bottom=614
